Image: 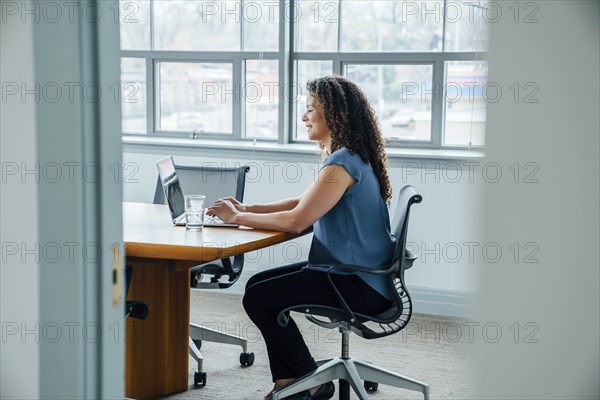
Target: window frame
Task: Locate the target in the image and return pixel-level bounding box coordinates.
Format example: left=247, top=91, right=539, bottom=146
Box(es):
left=120, top=0, right=488, bottom=151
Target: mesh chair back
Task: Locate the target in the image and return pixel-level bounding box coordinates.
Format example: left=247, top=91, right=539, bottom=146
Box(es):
left=391, top=184, right=423, bottom=271
left=154, top=164, right=250, bottom=205
left=356, top=184, right=422, bottom=338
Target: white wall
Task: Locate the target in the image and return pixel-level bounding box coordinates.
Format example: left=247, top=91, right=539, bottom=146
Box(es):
left=0, top=5, right=40, bottom=398
left=476, top=1, right=599, bottom=398
left=1, top=2, right=125, bottom=397
left=123, top=147, right=482, bottom=316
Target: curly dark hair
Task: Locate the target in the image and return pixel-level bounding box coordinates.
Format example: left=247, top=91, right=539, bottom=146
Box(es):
left=306, top=75, right=392, bottom=205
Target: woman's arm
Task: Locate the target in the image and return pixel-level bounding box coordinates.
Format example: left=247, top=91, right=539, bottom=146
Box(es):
left=209, top=164, right=356, bottom=234
left=245, top=197, right=302, bottom=213
left=213, top=195, right=302, bottom=213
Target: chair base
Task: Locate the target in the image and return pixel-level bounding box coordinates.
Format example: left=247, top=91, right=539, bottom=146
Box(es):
left=188, top=323, right=250, bottom=375
left=271, top=356, right=429, bottom=400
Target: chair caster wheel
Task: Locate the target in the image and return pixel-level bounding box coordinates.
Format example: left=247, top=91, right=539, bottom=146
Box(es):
left=194, top=371, right=206, bottom=387
left=191, top=273, right=204, bottom=287
left=364, top=381, right=378, bottom=392
left=240, top=352, right=255, bottom=366
left=192, top=339, right=202, bottom=349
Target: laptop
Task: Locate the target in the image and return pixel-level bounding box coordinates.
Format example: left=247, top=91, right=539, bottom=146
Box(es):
left=156, top=156, right=238, bottom=227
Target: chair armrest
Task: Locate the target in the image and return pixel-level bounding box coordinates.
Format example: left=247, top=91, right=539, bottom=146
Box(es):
left=404, top=250, right=417, bottom=270
left=325, top=249, right=417, bottom=274
left=324, top=263, right=394, bottom=275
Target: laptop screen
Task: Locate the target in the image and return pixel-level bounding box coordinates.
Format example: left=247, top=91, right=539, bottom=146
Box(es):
left=157, top=156, right=185, bottom=221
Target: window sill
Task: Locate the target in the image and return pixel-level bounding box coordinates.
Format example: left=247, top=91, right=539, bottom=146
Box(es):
left=122, top=135, right=485, bottom=165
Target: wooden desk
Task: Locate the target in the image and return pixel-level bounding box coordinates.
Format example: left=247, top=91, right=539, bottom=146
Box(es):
left=123, top=202, right=301, bottom=399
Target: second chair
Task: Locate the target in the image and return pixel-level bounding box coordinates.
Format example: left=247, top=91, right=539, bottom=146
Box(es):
left=153, top=162, right=253, bottom=388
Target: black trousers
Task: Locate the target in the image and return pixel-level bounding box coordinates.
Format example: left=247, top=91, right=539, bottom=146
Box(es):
left=242, top=262, right=392, bottom=381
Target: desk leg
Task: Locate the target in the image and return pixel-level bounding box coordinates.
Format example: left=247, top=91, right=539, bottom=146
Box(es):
left=125, top=259, right=190, bottom=400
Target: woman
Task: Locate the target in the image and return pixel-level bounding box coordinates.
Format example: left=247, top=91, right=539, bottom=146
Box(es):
left=208, top=75, right=395, bottom=400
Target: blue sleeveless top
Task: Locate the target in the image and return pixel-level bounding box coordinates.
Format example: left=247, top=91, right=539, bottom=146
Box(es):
left=305, top=147, right=396, bottom=300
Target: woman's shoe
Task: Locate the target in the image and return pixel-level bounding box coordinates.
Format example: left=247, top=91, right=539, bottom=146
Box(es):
left=310, top=381, right=335, bottom=400
left=285, top=381, right=335, bottom=400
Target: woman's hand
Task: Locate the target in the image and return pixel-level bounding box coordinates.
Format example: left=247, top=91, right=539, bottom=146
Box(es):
left=207, top=198, right=241, bottom=224
left=218, top=196, right=247, bottom=212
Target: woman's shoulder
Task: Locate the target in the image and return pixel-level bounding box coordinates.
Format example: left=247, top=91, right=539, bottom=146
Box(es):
left=323, top=147, right=371, bottom=180
left=326, top=147, right=371, bottom=168
left=326, top=147, right=357, bottom=163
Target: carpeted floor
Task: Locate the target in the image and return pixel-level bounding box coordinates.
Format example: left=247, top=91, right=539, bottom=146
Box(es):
left=160, top=290, right=473, bottom=400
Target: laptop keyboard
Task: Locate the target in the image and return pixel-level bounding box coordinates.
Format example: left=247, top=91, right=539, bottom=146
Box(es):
left=204, top=212, right=225, bottom=225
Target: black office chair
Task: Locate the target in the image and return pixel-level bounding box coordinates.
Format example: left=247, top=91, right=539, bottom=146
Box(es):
left=271, top=184, right=429, bottom=400
left=124, top=266, right=148, bottom=320
left=153, top=163, right=253, bottom=387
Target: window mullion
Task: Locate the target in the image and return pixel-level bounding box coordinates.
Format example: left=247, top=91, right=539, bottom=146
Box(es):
left=147, top=57, right=155, bottom=134
left=240, top=0, right=245, bottom=51
left=280, top=0, right=292, bottom=144
left=337, top=0, right=342, bottom=52
left=333, top=60, right=342, bottom=75
left=431, top=57, right=445, bottom=147
left=150, top=0, right=155, bottom=50
left=233, top=59, right=243, bottom=140
left=442, top=0, right=447, bottom=52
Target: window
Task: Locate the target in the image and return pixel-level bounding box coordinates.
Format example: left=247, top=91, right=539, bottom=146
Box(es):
left=158, top=62, right=233, bottom=134
left=119, top=0, right=489, bottom=149
left=345, top=64, right=434, bottom=142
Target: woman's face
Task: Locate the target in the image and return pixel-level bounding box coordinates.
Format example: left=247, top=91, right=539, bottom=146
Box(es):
left=302, top=93, right=331, bottom=144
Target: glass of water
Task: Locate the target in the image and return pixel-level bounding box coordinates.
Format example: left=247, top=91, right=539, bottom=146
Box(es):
left=184, top=194, right=205, bottom=230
